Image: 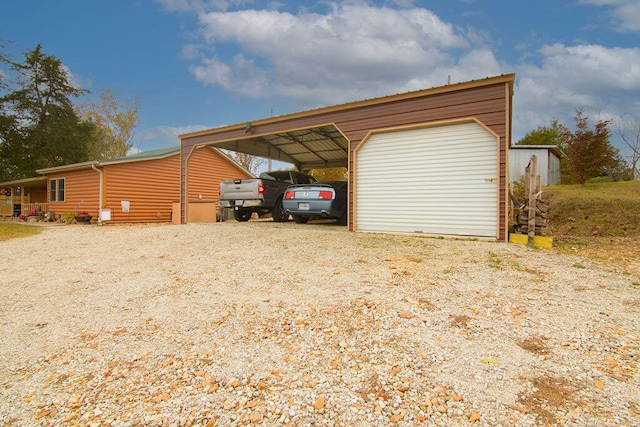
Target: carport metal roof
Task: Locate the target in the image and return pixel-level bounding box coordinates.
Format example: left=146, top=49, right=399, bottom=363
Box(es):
left=189, top=124, right=349, bottom=170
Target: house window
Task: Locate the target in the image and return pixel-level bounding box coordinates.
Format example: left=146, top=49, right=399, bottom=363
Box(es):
left=49, top=178, right=65, bottom=202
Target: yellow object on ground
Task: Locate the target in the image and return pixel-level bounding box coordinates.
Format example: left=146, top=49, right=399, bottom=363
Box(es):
left=509, top=233, right=553, bottom=248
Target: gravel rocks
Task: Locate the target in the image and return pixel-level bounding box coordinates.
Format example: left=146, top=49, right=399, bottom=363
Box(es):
left=1, top=221, right=639, bottom=426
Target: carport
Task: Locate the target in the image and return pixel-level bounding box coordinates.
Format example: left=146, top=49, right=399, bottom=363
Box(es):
left=199, top=124, right=350, bottom=170
left=179, top=74, right=515, bottom=241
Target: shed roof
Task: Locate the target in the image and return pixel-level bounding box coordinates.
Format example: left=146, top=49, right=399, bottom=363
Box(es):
left=194, top=124, right=349, bottom=169
left=180, top=74, right=516, bottom=170
left=100, top=146, right=180, bottom=164
left=36, top=146, right=182, bottom=173
left=33, top=145, right=252, bottom=180
left=510, top=144, right=564, bottom=158
left=0, top=176, right=48, bottom=188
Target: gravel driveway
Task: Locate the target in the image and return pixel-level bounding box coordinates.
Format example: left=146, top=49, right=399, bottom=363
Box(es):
left=1, top=221, right=638, bottom=426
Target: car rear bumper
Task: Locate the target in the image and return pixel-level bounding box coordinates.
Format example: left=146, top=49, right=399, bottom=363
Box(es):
left=283, top=200, right=340, bottom=217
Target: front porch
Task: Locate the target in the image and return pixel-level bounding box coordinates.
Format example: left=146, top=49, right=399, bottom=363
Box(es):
left=0, top=176, right=48, bottom=219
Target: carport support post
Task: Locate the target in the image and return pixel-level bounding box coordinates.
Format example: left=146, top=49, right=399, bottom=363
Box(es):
left=526, top=155, right=537, bottom=245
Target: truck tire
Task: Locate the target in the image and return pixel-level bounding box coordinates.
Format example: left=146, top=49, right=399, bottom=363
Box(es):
left=233, top=209, right=252, bottom=222
left=272, top=198, right=289, bottom=222
left=292, top=215, right=309, bottom=224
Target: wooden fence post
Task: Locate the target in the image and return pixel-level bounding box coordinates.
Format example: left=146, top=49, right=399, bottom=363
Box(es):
left=527, top=155, right=538, bottom=245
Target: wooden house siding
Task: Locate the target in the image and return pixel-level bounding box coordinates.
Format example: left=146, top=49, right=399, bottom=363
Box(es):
left=30, top=187, right=48, bottom=204
left=32, top=146, right=249, bottom=224
left=47, top=169, right=101, bottom=219
left=180, top=75, right=513, bottom=241
left=103, top=154, right=180, bottom=223
left=186, top=147, right=252, bottom=202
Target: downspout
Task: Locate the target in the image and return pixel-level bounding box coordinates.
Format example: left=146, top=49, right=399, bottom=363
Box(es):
left=91, top=162, right=104, bottom=225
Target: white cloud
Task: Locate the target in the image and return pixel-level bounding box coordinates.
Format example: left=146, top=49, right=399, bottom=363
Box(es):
left=190, top=4, right=477, bottom=105
left=513, top=43, right=640, bottom=140
left=167, top=1, right=640, bottom=156
left=62, top=64, right=93, bottom=92
left=154, top=0, right=254, bottom=13
left=579, top=0, right=640, bottom=32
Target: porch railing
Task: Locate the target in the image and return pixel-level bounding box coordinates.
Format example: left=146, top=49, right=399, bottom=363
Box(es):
left=21, top=202, right=49, bottom=216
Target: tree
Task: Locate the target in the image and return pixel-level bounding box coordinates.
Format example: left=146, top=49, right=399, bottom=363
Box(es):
left=516, top=119, right=569, bottom=148
left=226, top=151, right=266, bottom=175
left=0, top=44, right=97, bottom=181
left=310, top=167, right=348, bottom=181
left=619, top=119, right=640, bottom=180
left=516, top=119, right=572, bottom=182
left=77, top=88, right=140, bottom=159
left=565, top=109, right=619, bottom=184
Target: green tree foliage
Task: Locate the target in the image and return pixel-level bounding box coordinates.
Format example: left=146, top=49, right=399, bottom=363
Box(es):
left=310, top=167, right=348, bottom=181
left=516, top=119, right=569, bottom=148
left=516, top=120, right=571, bottom=183
left=565, top=109, right=619, bottom=184
left=518, top=113, right=629, bottom=184
left=77, top=88, right=140, bottom=159
left=0, top=44, right=97, bottom=181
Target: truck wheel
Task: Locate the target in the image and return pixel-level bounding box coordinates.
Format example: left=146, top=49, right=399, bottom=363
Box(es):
left=292, top=215, right=309, bottom=224
left=233, top=209, right=252, bottom=222
left=272, top=198, right=289, bottom=222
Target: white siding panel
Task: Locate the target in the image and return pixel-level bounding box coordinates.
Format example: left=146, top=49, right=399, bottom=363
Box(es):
left=356, top=122, right=498, bottom=237
left=509, top=148, right=561, bottom=186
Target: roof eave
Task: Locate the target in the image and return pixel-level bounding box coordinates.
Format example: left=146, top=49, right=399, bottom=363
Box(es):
left=99, top=151, right=179, bottom=166
left=179, top=74, right=516, bottom=140
left=0, top=176, right=48, bottom=187
left=36, top=161, right=99, bottom=174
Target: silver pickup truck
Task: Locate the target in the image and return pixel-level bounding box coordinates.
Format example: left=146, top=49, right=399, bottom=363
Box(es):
left=219, top=171, right=317, bottom=222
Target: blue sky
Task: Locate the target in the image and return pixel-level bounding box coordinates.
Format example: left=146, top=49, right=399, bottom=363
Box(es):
left=2, top=0, right=639, bottom=162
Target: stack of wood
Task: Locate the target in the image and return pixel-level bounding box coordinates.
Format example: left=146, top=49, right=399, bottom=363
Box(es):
left=517, top=196, right=548, bottom=234
left=515, top=155, right=550, bottom=243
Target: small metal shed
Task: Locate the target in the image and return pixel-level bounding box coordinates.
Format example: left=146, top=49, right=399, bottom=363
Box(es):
left=509, top=145, right=562, bottom=186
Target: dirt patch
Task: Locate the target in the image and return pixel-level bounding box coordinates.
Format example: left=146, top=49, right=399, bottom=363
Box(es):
left=517, top=336, right=550, bottom=355
left=450, top=314, right=472, bottom=328
left=517, top=375, right=578, bottom=425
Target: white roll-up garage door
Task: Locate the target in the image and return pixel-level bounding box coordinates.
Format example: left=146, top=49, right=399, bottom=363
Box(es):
left=355, top=120, right=498, bottom=237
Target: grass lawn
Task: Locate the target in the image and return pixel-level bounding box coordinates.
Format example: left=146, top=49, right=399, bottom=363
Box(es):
left=0, top=222, right=42, bottom=241
left=543, top=180, right=640, bottom=274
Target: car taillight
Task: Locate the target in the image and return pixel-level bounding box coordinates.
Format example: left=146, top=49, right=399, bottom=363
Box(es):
left=258, top=183, right=265, bottom=195
left=318, top=191, right=334, bottom=199
left=284, top=191, right=295, bottom=199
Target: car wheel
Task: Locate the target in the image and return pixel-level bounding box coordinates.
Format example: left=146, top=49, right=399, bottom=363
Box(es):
left=292, top=215, right=309, bottom=224
left=272, top=198, right=289, bottom=222
left=233, top=209, right=252, bottom=222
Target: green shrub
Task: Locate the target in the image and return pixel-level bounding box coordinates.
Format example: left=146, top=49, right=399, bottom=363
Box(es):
left=62, top=212, right=76, bottom=223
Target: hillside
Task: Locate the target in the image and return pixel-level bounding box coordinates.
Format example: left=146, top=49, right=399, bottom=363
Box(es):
left=542, top=180, right=640, bottom=274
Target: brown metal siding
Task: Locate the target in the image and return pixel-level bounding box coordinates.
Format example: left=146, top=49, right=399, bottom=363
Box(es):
left=180, top=75, right=513, bottom=240
left=47, top=169, right=100, bottom=220
left=187, top=147, right=252, bottom=201
left=103, top=155, right=180, bottom=223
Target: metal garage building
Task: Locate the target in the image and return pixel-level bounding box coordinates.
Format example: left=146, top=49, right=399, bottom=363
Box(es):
left=509, top=145, right=562, bottom=187
left=179, top=74, right=515, bottom=241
